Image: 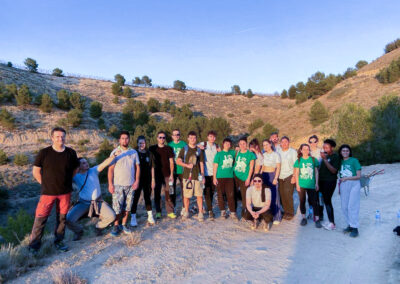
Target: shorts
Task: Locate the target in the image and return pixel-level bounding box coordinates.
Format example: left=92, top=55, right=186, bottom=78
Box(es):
left=112, top=185, right=134, bottom=214
left=183, top=179, right=203, bottom=198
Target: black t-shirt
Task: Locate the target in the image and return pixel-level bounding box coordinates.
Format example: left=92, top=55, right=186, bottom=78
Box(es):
left=34, top=146, right=80, bottom=195
left=149, top=145, right=174, bottom=178
left=138, top=150, right=154, bottom=183
left=319, top=153, right=340, bottom=182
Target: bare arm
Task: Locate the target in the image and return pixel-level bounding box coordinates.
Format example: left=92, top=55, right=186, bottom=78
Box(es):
left=315, top=168, right=319, bottom=191
left=169, top=157, right=174, bottom=180
left=108, top=164, right=115, bottom=193
left=98, top=155, right=117, bottom=172
left=132, top=163, right=140, bottom=190
left=294, top=168, right=300, bottom=191
left=257, top=198, right=271, bottom=214
left=274, top=163, right=281, bottom=184
left=322, top=158, right=338, bottom=174
left=213, top=163, right=218, bottom=185
left=32, top=166, right=42, bottom=184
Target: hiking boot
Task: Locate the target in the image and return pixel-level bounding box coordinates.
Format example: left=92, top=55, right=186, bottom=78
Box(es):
left=343, top=226, right=352, bottom=234
left=198, top=212, right=204, bottom=222
left=350, top=228, right=359, bottom=238
left=54, top=241, right=69, bottom=252
left=315, top=220, right=322, bottom=228
left=181, top=210, right=189, bottom=219
left=167, top=213, right=177, bottom=219
left=250, top=220, right=257, bottom=230
left=208, top=211, right=215, bottom=220
left=300, top=218, right=307, bottom=226
left=130, top=214, right=138, bottom=227
left=230, top=212, right=238, bottom=221
left=156, top=212, right=162, bottom=219
left=121, top=225, right=132, bottom=234
left=110, top=225, right=120, bottom=237
left=147, top=212, right=155, bottom=225
left=323, top=222, right=336, bottom=231
left=220, top=210, right=226, bottom=218
left=72, top=231, right=83, bottom=241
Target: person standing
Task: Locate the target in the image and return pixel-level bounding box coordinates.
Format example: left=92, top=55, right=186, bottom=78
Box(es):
left=168, top=129, right=186, bottom=207
left=67, top=154, right=119, bottom=240
left=319, top=139, right=340, bottom=231
left=249, top=138, right=263, bottom=174
left=130, top=136, right=156, bottom=227
left=213, top=138, right=236, bottom=219
left=309, top=135, right=323, bottom=220
left=277, top=136, right=297, bottom=220
left=108, top=131, right=140, bottom=236
left=198, top=130, right=219, bottom=219
left=270, top=132, right=281, bottom=151
left=149, top=131, right=176, bottom=219
left=294, top=144, right=322, bottom=228
left=261, top=139, right=282, bottom=224
left=176, top=131, right=205, bottom=221
left=29, top=127, right=80, bottom=252
left=233, top=137, right=256, bottom=219
left=338, top=144, right=362, bottom=238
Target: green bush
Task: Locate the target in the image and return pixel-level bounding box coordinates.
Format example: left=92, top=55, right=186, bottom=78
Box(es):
left=13, top=154, right=29, bottom=166
left=24, top=58, right=38, bottom=72
left=243, top=110, right=251, bottom=114
left=0, top=108, right=15, bottom=129
left=57, top=89, right=71, bottom=110
left=98, top=117, right=106, bottom=130
left=7, top=61, right=12, bottom=67
left=0, top=149, right=8, bottom=164
left=281, top=89, right=288, bottom=99
left=52, top=68, right=63, bottom=77
left=376, top=57, right=400, bottom=84
left=384, top=38, right=400, bottom=54
left=141, top=75, right=152, bottom=86
left=0, top=209, right=34, bottom=245
left=246, top=89, right=254, bottom=98
left=295, top=93, right=308, bottom=104
left=262, top=123, right=278, bottom=137
left=227, top=113, right=234, bottom=118
left=288, top=85, right=297, bottom=99
left=66, top=109, right=83, bottom=127
left=108, top=124, right=120, bottom=138
left=248, top=119, right=263, bottom=134
left=160, top=99, right=173, bottom=112
left=355, top=60, right=368, bottom=70
left=39, top=94, right=53, bottom=113
left=133, top=77, right=142, bottom=85
left=309, top=101, right=329, bottom=126
left=231, top=85, right=241, bottom=95
left=0, top=83, right=14, bottom=103
left=96, top=139, right=114, bottom=164
left=173, top=80, right=186, bottom=91
left=15, top=85, right=32, bottom=107
left=122, top=87, right=133, bottom=98
left=112, top=96, right=119, bottom=104
left=90, top=101, right=102, bottom=118
left=114, top=74, right=125, bottom=86
left=343, top=68, right=357, bottom=79
left=111, top=83, right=122, bottom=96
left=147, top=98, right=161, bottom=112
left=69, top=92, right=85, bottom=110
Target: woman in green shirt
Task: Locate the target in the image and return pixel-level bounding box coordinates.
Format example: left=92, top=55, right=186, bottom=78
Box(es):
left=294, top=144, right=322, bottom=228
left=338, top=144, right=362, bottom=238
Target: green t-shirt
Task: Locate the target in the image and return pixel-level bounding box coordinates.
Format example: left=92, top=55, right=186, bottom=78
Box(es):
left=214, top=150, right=236, bottom=179
left=294, top=157, right=319, bottom=189
left=339, top=157, right=361, bottom=178
left=168, top=141, right=186, bottom=175
left=233, top=150, right=256, bottom=181
left=319, top=153, right=340, bottom=181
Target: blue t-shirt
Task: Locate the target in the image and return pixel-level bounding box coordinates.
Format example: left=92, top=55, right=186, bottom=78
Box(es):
left=73, top=166, right=101, bottom=201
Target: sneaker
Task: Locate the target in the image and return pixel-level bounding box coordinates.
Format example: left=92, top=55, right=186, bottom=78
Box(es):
left=250, top=220, right=257, bottom=230
left=156, top=212, right=162, bottom=219
left=319, top=215, right=324, bottom=222
left=315, top=220, right=322, bottom=228
left=72, top=231, right=83, bottom=241
left=168, top=213, right=177, bottom=219
left=121, top=225, right=132, bottom=234
left=350, top=228, right=359, bottom=238
left=181, top=210, right=189, bottom=219
left=198, top=212, right=204, bottom=222
left=323, top=222, right=336, bottom=231
left=220, top=210, right=226, bottom=218
left=54, top=241, right=69, bottom=252
left=263, top=222, right=271, bottom=232
left=130, top=214, right=138, bottom=227
left=343, top=226, right=352, bottom=234
left=283, top=213, right=294, bottom=221
left=230, top=212, right=238, bottom=221
left=110, top=225, right=120, bottom=236
left=147, top=212, right=155, bottom=225
left=273, top=220, right=281, bottom=225
left=300, top=218, right=307, bottom=226
left=208, top=211, right=215, bottom=220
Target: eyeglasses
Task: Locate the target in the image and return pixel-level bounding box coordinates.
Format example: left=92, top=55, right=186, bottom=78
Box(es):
left=158, top=136, right=166, bottom=140
left=253, top=180, right=262, bottom=183
left=309, top=140, right=317, bottom=144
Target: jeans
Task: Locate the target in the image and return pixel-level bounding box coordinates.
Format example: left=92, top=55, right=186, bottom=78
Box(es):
left=262, top=172, right=282, bottom=221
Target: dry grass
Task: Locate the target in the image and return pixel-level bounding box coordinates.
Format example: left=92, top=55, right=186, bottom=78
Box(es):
left=51, top=262, right=86, bottom=284
left=103, top=252, right=129, bottom=267
left=124, top=231, right=142, bottom=247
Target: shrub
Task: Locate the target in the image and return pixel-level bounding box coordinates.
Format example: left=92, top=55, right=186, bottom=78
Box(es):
left=39, top=94, right=53, bottom=113
left=376, top=57, right=400, bottom=84
left=173, top=80, right=186, bottom=91
left=5, top=84, right=18, bottom=98
left=142, top=75, right=152, bottom=86
left=7, top=61, right=12, bottom=67
left=295, top=93, right=308, bottom=104
left=262, top=122, right=278, bottom=137
left=108, top=124, right=119, bottom=138
left=15, top=84, right=32, bottom=107
left=227, top=113, right=234, bottom=118
left=248, top=119, right=263, bottom=134
left=281, top=89, right=288, bottom=99
left=343, top=67, right=357, bottom=79
left=66, top=109, right=83, bottom=127
left=57, top=89, right=71, bottom=110
left=243, top=110, right=251, bottom=114
left=0, top=108, right=15, bottom=129
left=98, top=117, right=106, bottom=130
left=52, top=68, right=63, bottom=77
left=0, top=149, right=8, bottom=164
left=0, top=83, right=14, bottom=103
left=13, top=154, right=29, bottom=166
left=288, top=85, right=297, bottom=99
left=231, top=85, right=241, bottom=95
left=384, top=38, right=400, bottom=53
left=246, top=89, right=254, bottom=98
left=112, top=96, right=119, bottom=104
left=133, top=77, right=142, bottom=85
left=0, top=209, right=34, bottom=245
left=114, top=74, right=125, bottom=86
left=96, top=139, right=114, bottom=164
left=147, top=98, right=161, bottom=112
left=69, top=92, right=85, bottom=110
left=160, top=99, right=173, bottom=112
left=90, top=101, right=102, bottom=118
left=122, top=87, right=133, bottom=98
left=309, top=101, right=329, bottom=127
left=24, top=58, right=38, bottom=72
left=111, top=83, right=122, bottom=96
left=355, top=60, right=368, bottom=70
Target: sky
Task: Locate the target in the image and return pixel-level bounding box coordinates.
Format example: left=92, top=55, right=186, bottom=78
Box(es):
left=1, top=0, right=400, bottom=94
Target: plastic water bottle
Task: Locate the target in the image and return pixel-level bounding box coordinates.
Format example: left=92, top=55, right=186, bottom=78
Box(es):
left=169, top=180, right=174, bottom=195
left=375, top=210, right=381, bottom=225
left=198, top=175, right=205, bottom=189
left=397, top=210, right=400, bottom=225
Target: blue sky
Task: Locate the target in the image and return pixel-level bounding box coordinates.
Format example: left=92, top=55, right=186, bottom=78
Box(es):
left=1, top=0, right=399, bottom=94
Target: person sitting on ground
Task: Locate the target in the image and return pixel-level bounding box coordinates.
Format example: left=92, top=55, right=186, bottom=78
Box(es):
left=67, top=152, right=121, bottom=240
left=243, top=174, right=273, bottom=232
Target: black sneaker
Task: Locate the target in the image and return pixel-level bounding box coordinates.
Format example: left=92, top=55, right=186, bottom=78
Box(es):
left=300, top=218, right=307, bottom=226
left=208, top=211, right=215, bottom=220
left=350, top=228, right=359, bottom=238
left=54, top=241, right=69, bottom=252
left=343, top=226, right=352, bottom=234
left=72, top=231, right=83, bottom=241
left=315, top=220, right=322, bottom=228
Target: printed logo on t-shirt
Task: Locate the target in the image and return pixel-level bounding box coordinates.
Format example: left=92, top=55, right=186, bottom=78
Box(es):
left=300, top=163, right=314, bottom=180
left=234, top=157, right=247, bottom=173
left=174, top=147, right=183, bottom=161
left=222, top=155, right=233, bottom=169
left=340, top=165, right=353, bottom=177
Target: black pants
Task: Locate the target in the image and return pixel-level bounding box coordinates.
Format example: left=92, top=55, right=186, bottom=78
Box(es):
left=131, top=181, right=152, bottom=214
left=243, top=207, right=273, bottom=223
left=217, top=178, right=235, bottom=212
left=298, top=187, right=319, bottom=216
left=204, top=176, right=215, bottom=211
left=234, top=176, right=247, bottom=214
left=319, top=180, right=337, bottom=223
left=171, top=173, right=183, bottom=207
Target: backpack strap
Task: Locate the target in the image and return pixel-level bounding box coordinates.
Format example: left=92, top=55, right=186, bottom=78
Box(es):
left=183, top=145, right=189, bottom=163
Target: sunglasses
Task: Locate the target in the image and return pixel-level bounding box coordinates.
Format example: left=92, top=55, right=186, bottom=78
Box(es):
left=253, top=179, right=262, bottom=183
left=309, top=140, right=317, bottom=144
left=158, top=136, right=166, bottom=140
left=173, top=134, right=180, bottom=137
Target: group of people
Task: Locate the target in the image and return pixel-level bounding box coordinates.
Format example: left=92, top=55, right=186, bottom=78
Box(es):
left=28, top=126, right=362, bottom=253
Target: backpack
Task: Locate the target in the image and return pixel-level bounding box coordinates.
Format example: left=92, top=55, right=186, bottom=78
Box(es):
left=183, top=145, right=202, bottom=164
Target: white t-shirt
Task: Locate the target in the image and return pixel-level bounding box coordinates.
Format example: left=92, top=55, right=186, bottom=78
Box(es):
left=277, top=147, right=298, bottom=179
left=311, top=148, right=322, bottom=163
left=110, top=147, right=140, bottom=186
left=200, top=142, right=218, bottom=176
left=73, top=166, right=101, bottom=201
left=263, top=151, right=281, bottom=168
left=255, top=152, right=264, bottom=167
left=246, top=186, right=271, bottom=208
